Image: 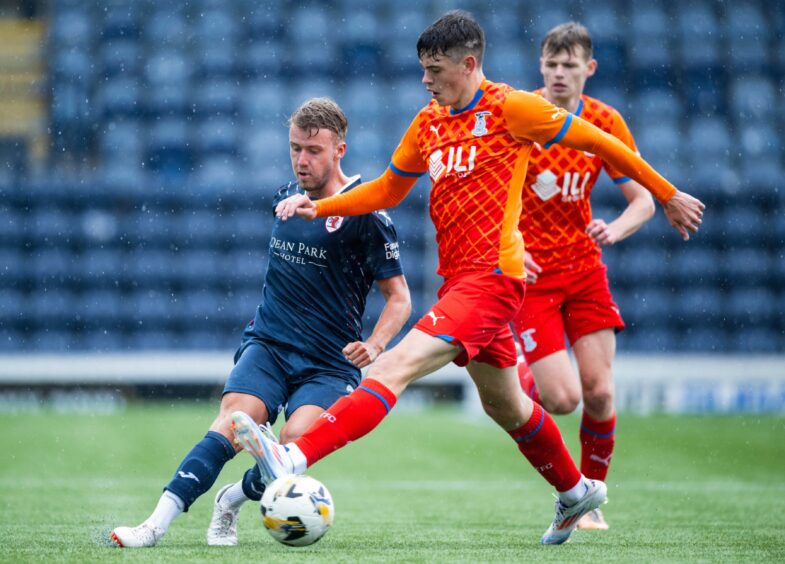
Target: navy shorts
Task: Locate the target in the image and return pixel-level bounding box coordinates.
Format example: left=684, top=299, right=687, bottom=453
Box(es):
left=224, top=339, right=360, bottom=425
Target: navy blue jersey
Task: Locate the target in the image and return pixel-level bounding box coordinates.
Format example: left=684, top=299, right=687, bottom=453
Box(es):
left=244, top=176, right=404, bottom=374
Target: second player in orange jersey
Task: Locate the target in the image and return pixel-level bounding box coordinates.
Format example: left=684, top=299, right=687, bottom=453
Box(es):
left=514, top=22, right=658, bottom=531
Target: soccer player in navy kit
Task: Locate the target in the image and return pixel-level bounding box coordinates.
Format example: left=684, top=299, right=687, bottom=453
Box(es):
left=110, top=98, right=411, bottom=548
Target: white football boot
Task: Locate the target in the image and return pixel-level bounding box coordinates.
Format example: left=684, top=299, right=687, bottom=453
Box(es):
left=540, top=479, right=608, bottom=545
left=110, top=523, right=165, bottom=548
left=206, top=484, right=239, bottom=546
left=577, top=508, right=609, bottom=530
left=231, top=411, right=294, bottom=485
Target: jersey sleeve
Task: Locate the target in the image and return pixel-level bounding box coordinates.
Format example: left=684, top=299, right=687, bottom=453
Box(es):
left=502, top=90, right=573, bottom=147
left=361, top=210, right=404, bottom=280
left=389, top=113, right=428, bottom=177
left=603, top=110, right=639, bottom=183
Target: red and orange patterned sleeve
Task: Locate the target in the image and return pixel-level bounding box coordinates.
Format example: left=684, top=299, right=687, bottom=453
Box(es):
left=603, top=110, right=639, bottom=182
left=503, top=90, right=572, bottom=147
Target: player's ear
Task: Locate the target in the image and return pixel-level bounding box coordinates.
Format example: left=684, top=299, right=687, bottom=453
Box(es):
left=460, top=53, right=476, bottom=75
left=586, top=58, right=598, bottom=77
left=334, top=141, right=347, bottom=159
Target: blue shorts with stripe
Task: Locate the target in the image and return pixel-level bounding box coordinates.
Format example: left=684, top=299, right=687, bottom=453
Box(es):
left=224, top=338, right=360, bottom=425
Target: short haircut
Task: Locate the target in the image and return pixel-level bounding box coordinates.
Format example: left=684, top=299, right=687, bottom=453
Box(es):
left=417, top=10, right=485, bottom=66
left=541, top=21, right=593, bottom=60
left=288, top=97, right=348, bottom=142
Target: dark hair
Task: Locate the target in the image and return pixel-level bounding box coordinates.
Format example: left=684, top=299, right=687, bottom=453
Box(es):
left=541, top=21, right=593, bottom=60
left=416, top=10, right=485, bottom=66
left=288, top=97, right=348, bottom=141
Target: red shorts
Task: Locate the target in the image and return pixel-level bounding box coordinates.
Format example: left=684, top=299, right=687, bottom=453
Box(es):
left=414, top=271, right=525, bottom=369
left=513, top=264, right=624, bottom=364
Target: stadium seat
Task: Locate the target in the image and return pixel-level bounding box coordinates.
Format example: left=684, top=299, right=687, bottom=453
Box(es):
left=79, top=289, right=124, bottom=326
left=722, top=247, right=771, bottom=286
left=725, top=4, right=770, bottom=72
left=193, top=79, right=240, bottom=117
left=101, top=2, right=142, bottom=40
left=96, top=76, right=141, bottom=119
left=675, top=287, right=725, bottom=322
left=242, top=40, right=285, bottom=78
left=680, top=327, right=729, bottom=352
left=730, top=75, right=777, bottom=123
left=727, top=287, right=778, bottom=327
left=732, top=326, right=783, bottom=353
left=144, top=50, right=192, bottom=88
left=79, top=249, right=124, bottom=287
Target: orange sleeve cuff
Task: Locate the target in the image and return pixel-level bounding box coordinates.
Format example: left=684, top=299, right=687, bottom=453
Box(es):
left=314, top=168, right=418, bottom=217
left=561, top=117, right=677, bottom=203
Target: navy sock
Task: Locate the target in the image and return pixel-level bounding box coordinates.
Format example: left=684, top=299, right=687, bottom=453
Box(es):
left=241, top=465, right=266, bottom=501
left=164, top=431, right=236, bottom=511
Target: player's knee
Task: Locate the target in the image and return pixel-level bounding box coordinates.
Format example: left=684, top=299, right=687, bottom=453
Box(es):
left=279, top=421, right=308, bottom=444
left=583, top=386, right=614, bottom=415
left=540, top=388, right=581, bottom=415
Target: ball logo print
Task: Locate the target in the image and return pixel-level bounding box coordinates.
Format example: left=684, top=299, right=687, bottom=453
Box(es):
left=260, top=475, right=334, bottom=546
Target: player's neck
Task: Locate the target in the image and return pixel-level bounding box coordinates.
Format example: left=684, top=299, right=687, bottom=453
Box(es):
left=310, top=170, right=351, bottom=200
left=542, top=88, right=582, bottom=114
left=453, top=73, right=485, bottom=112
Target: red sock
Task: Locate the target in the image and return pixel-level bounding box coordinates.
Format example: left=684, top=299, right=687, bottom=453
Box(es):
left=517, top=363, right=540, bottom=403
left=294, top=378, right=397, bottom=466
left=508, top=402, right=581, bottom=492
left=580, top=411, right=616, bottom=481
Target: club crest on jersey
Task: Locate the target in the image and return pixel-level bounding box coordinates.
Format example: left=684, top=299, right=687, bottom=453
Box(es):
left=429, top=149, right=446, bottom=181
left=472, top=111, right=491, bottom=136
left=325, top=216, right=344, bottom=232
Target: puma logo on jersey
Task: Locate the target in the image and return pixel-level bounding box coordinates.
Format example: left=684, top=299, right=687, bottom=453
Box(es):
left=589, top=453, right=613, bottom=467
left=178, top=471, right=200, bottom=483
left=429, top=124, right=441, bottom=135
left=426, top=311, right=445, bottom=326
left=551, top=108, right=566, bottom=120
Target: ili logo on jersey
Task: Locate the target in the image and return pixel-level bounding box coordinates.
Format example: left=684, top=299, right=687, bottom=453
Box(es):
left=520, top=329, right=538, bottom=353
left=325, top=216, right=344, bottom=233
left=471, top=111, right=491, bottom=136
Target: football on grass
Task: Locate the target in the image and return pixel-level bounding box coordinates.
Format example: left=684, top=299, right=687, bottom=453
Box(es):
left=260, top=475, right=334, bottom=546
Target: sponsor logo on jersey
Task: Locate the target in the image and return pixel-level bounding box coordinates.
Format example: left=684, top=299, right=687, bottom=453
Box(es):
left=520, top=328, right=537, bottom=353
left=429, top=145, right=477, bottom=181
left=472, top=111, right=491, bottom=136
left=531, top=170, right=560, bottom=201
left=325, top=216, right=344, bottom=232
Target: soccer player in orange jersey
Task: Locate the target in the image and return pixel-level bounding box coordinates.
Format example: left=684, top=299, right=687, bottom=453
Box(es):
left=238, top=11, right=704, bottom=545
left=513, top=22, right=655, bottom=532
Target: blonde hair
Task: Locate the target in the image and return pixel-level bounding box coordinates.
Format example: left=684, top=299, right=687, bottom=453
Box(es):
left=288, top=97, right=348, bottom=141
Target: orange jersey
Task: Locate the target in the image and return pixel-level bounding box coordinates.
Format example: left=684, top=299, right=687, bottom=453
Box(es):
left=389, top=80, right=571, bottom=279
left=520, top=92, right=638, bottom=274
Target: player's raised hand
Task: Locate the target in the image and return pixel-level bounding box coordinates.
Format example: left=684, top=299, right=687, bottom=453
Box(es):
left=275, top=193, right=317, bottom=221
left=663, top=190, right=705, bottom=241
left=586, top=218, right=621, bottom=246
left=524, top=252, right=542, bottom=284
left=342, top=341, right=383, bottom=368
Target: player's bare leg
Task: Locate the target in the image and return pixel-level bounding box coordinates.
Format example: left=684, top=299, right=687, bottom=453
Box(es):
left=233, top=329, right=459, bottom=481
left=528, top=350, right=582, bottom=415
left=573, top=329, right=616, bottom=530
left=466, top=361, right=606, bottom=544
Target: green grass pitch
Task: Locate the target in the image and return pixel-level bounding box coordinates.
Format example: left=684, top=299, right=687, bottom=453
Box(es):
left=1, top=404, right=784, bottom=562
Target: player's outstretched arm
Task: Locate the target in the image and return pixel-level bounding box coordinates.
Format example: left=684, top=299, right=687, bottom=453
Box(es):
left=276, top=169, right=418, bottom=221
left=343, top=274, right=411, bottom=368
left=276, top=193, right=317, bottom=221
left=587, top=180, right=655, bottom=246
left=559, top=117, right=705, bottom=240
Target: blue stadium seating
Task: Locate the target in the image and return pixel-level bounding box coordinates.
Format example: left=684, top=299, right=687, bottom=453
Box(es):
left=1, top=0, right=778, bottom=353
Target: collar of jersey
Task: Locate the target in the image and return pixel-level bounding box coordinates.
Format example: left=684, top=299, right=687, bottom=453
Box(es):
left=339, top=174, right=362, bottom=193
left=449, top=86, right=485, bottom=115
